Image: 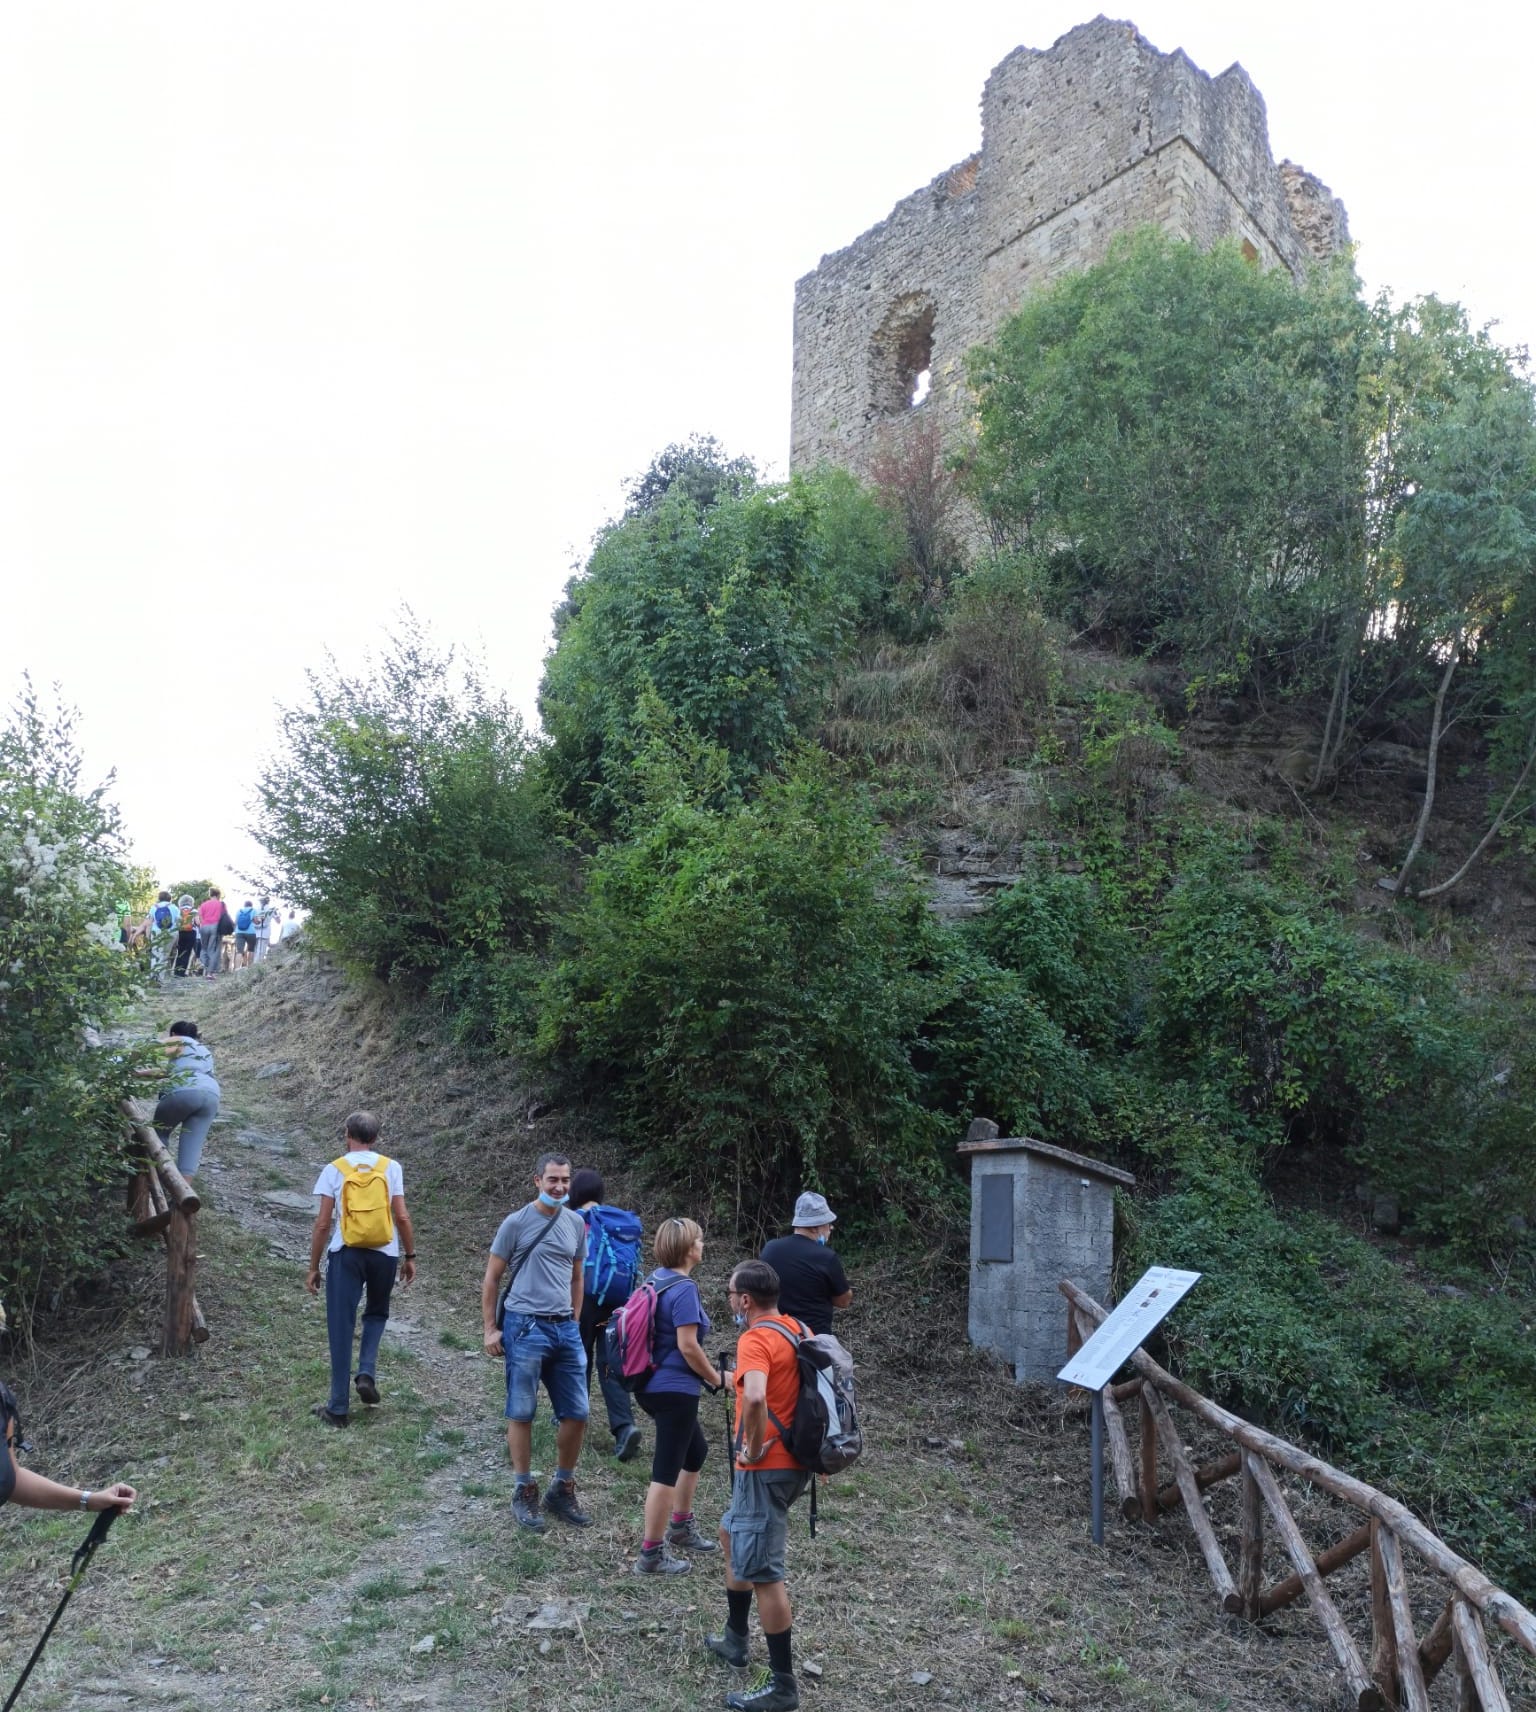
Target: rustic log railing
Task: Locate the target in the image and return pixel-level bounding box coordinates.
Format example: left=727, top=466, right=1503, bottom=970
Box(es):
left=1061, top=1279, right=1534, bottom=1712
left=123, top=1099, right=208, bottom=1355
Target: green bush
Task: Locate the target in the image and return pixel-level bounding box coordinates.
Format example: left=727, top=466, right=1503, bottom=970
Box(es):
left=536, top=749, right=943, bottom=1221
left=912, top=937, right=1098, bottom=1143
left=538, top=467, right=902, bottom=831
left=964, top=865, right=1135, bottom=1052
left=0, top=685, right=147, bottom=1330
left=252, top=619, right=554, bottom=988
left=1137, top=1158, right=1536, bottom=1601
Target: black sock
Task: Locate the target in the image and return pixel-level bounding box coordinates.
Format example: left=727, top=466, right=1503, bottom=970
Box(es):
left=726, top=1589, right=752, bottom=1635
left=765, top=1626, right=792, bottom=1676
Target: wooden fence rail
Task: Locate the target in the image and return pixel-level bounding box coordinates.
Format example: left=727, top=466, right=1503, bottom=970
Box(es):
left=123, top=1099, right=208, bottom=1356
left=1060, top=1279, right=1532, bottom=1712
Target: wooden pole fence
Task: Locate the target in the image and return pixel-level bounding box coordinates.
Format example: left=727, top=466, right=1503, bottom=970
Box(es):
left=1061, top=1279, right=1535, bottom=1711
left=122, top=1100, right=208, bottom=1356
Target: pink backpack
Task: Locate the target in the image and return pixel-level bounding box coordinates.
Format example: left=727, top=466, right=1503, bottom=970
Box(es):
left=605, top=1274, right=687, bottom=1392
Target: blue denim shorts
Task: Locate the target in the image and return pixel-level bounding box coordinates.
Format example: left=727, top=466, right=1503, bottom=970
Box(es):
left=503, top=1314, right=591, bottom=1424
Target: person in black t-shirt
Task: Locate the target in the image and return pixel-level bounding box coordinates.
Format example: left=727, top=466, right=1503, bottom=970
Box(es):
left=757, top=1192, right=852, bottom=1338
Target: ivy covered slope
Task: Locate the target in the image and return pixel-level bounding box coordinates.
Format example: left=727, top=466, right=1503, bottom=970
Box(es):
left=255, top=239, right=1536, bottom=1598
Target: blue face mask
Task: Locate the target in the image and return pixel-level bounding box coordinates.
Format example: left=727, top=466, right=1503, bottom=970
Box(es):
left=538, top=1190, right=569, bottom=1209
left=816, top=1232, right=830, bottom=1245
left=733, top=1312, right=748, bottom=1328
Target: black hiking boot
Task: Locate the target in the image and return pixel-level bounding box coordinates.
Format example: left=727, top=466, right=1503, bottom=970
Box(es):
left=511, top=1483, right=546, bottom=1533
left=726, top=1672, right=799, bottom=1711
left=311, top=1404, right=348, bottom=1428
left=613, top=1423, right=643, bottom=1462
left=354, top=1373, right=380, bottom=1406
left=704, top=1627, right=750, bottom=1668
left=542, top=1477, right=592, bottom=1528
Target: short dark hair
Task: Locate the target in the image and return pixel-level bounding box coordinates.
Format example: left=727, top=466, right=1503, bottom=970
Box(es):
left=568, top=1167, right=604, bottom=1207
left=730, top=1260, right=780, bottom=1309
left=168, top=1020, right=200, bottom=1040
left=345, top=1111, right=381, bottom=1147
left=534, top=1152, right=572, bottom=1177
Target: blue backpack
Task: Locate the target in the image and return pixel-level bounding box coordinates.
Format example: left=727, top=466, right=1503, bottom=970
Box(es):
left=582, top=1204, right=643, bottom=1310
left=236, top=907, right=255, bottom=933
left=153, top=903, right=175, bottom=931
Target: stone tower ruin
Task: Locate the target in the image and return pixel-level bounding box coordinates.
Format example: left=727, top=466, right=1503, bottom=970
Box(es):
left=789, top=17, right=1348, bottom=478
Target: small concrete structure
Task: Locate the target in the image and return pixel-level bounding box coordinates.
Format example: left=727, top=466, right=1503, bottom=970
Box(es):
left=960, top=1118, right=1135, bottom=1384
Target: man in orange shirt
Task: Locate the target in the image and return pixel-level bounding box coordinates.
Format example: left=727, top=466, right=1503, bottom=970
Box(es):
left=705, top=1259, right=810, bottom=1712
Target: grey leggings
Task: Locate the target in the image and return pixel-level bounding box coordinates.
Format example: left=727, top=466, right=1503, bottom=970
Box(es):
left=154, top=1083, right=221, bottom=1175
left=198, top=923, right=219, bottom=973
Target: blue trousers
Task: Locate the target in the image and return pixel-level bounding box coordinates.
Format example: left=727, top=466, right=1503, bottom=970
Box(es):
left=324, top=1247, right=397, bottom=1416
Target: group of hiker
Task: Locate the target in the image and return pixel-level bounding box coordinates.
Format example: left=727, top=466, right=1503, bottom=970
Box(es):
left=307, top=1131, right=856, bottom=1712
left=0, top=1107, right=854, bottom=1712
left=129, top=887, right=294, bottom=979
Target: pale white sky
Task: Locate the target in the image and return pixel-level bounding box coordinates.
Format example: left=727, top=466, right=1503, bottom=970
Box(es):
left=2, top=2, right=1530, bottom=887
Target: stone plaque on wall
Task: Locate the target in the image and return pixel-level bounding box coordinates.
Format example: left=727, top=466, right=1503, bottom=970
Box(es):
left=978, top=1172, right=1014, bottom=1263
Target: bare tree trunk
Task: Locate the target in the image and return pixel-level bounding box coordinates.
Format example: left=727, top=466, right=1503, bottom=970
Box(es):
left=1312, top=644, right=1351, bottom=790
left=1413, top=721, right=1536, bottom=899
left=1390, top=640, right=1461, bottom=897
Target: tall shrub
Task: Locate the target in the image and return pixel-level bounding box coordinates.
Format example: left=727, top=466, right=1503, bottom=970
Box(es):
left=0, top=684, right=145, bottom=1328
left=538, top=467, right=902, bottom=831
left=252, top=619, right=553, bottom=987
left=536, top=749, right=942, bottom=1224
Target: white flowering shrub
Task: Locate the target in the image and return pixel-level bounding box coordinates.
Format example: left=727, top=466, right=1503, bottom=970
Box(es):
left=0, top=684, right=147, bottom=1331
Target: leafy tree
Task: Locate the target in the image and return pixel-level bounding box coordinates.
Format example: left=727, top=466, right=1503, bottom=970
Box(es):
left=622, top=434, right=759, bottom=519
left=252, top=618, right=553, bottom=986
left=1378, top=309, right=1536, bottom=893
left=966, top=231, right=1366, bottom=692
left=539, top=468, right=902, bottom=830
left=0, top=682, right=147, bottom=1332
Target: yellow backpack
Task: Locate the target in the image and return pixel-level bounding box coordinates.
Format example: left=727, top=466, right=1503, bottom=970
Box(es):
left=336, top=1155, right=395, bottom=1248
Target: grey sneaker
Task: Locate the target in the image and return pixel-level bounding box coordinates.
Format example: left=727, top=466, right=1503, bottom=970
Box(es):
left=542, top=1477, right=592, bottom=1528
left=705, top=1627, right=750, bottom=1668
left=511, top=1483, right=546, bottom=1533
left=633, top=1544, right=692, bottom=1576
left=726, top=1673, right=799, bottom=1711
left=666, top=1518, right=718, bottom=1551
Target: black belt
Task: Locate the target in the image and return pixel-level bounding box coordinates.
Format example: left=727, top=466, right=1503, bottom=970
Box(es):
left=523, top=1311, right=573, bottom=1322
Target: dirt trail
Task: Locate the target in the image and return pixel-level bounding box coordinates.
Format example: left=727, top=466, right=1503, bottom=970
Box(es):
left=1, top=950, right=1466, bottom=1712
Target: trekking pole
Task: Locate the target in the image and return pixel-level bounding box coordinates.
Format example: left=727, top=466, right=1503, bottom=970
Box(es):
left=3, top=1508, right=120, bottom=1711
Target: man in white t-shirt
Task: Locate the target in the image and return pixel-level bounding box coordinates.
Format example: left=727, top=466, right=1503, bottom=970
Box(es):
left=252, top=898, right=281, bottom=962
left=305, top=1111, right=417, bottom=1426
left=279, top=913, right=302, bottom=946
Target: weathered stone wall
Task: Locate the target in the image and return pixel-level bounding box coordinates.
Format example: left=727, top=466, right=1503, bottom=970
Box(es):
left=790, top=17, right=1348, bottom=479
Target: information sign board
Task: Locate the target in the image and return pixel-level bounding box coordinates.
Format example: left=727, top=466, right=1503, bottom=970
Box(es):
left=1056, top=1265, right=1201, bottom=1391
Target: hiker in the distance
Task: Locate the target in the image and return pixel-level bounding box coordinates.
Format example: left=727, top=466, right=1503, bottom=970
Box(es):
left=758, top=1192, right=851, bottom=1338
left=305, top=1111, right=417, bottom=1427
left=706, top=1259, right=810, bottom=1712
left=481, top=1153, right=591, bottom=1532
left=196, top=887, right=223, bottom=980
left=630, top=1216, right=723, bottom=1576
left=233, top=900, right=258, bottom=968
left=569, top=1168, right=643, bottom=1463
left=147, top=889, right=178, bottom=979
left=252, top=896, right=280, bottom=962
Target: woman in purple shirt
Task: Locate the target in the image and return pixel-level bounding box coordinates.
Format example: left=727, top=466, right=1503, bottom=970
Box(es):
left=633, top=1217, right=723, bottom=1576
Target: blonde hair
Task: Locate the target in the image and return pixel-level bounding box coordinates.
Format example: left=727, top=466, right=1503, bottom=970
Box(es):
left=654, top=1217, right=703, bottom=1270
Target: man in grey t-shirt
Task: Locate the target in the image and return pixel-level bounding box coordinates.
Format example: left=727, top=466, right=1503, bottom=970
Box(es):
left=481, top=1153, right=591, bottom=1532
